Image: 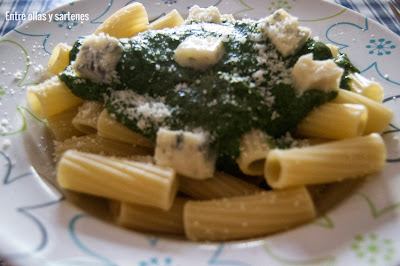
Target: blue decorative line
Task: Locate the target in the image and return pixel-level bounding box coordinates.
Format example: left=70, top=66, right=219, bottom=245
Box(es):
left=208, top=244, right=250, bottom=266
left=4, top=172, right=32, bottom=185
left=90, top=0, right=114, bottom=24
left=361, top=62, right=400, bottom=86
left=0, top=150, right=12, bottom=185
left=382, top=95, right=400, bottom=162
left=5, top=198, right=64, bottom=259
left=325, top=17, right=369, bottom=50
left=69, top=214, right=117, bottom=266
left=1, top=150, right=64, bottom=259
left=12, top=29, right=51, bottom=54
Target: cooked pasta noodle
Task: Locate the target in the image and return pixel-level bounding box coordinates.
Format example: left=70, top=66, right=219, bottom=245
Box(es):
left=47, top=43, right=71, bottom=75
left=265, top=133, right=386, bottom=189
left=147, top=9, right=184, bottom=30
left=179, top=171, right=262, bottom=200
left=183, top=187, right=316, bottom=241
left=295, top=103, right=368, bottom=139
left=57, top=150, right=178, bottom=210
left=28, top=76, right=84, bottom=118
left=332, top=89, right=393, bottom=134
left=97, top=109, right=154, bottom=148
left=111, top=197, right=187, bottom=234
left=54, top=134, right=152, bottom=161
left=94, top=2, right=149, bottom=38
left=46, top=105, right=85, bottom=141
left=72, top=101, right=104, bottom=134
left=236, top=129, right=272, bottom=176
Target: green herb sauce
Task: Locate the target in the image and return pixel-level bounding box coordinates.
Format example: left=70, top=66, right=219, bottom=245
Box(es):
left=59, top=19, right=357, bottom=171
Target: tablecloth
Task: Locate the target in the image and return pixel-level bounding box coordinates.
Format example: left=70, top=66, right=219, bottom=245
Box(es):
left=0, top=0, right=400, bottom=36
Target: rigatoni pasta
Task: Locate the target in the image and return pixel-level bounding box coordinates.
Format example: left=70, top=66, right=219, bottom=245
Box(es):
left=179, top=171, right=262, bottom=200
left=54, top=134, right=152, bottom=161
left=27, top=76, right=83, bottom=118
left=46, top=105, right=85, bottom=141
left=97, top=109, right=154, bottom=148
left=183, top=187, right=316, bottom=241
left=47, top=43, right=72, bottom=75
left=295, top=103, right=368, bottom=139
left=94, top=2, right=149, bottom=38
left=57, top=150, right=178, bottom=210
left=265, top=133, right=386, bottom=189
left=332, top=89, right=393, bottom=134
left=110, top=197, right=188, bottom=234
left=236, top=129, right=272, bottom=176
left=72, top=101, right=104, bottom=134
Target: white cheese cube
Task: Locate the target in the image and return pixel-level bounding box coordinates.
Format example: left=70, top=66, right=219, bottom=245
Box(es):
left=174, top=36, right=224, bottom=71
left=185, top=5, right=222, bottom=24
left=260, top=9, right=310, bottom=57
left=292, top=53, right=344, bottom=94
left=72, top=33, right=123, bottom=84
left=154, top=128, right=216, bottom=179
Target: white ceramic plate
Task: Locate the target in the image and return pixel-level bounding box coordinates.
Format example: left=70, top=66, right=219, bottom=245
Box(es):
left=1, top=0, right=400, bottom=265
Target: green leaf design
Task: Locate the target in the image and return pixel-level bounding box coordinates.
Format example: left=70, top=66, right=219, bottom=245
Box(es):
left=0, top=86, right=5, bottom=100
left=358, top=192, right=400, bottom=218
left=0, top=105, right=47, bottom=137
left=268, top=0, right=296, bottom=13
left=234, top=0, right=254, bottom=15
left=351, top=233, right=395, bottom=264
left=313, top=214, right=334, bottom=229
left=0, top=40, right=38, bottom=88
left=298, top=8, right=347, bottom=22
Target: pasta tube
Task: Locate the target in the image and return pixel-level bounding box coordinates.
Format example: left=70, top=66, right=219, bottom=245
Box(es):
left=147, top=9, right=184, bottom=30
left=110, top=197, right=187, bottom=235
left=27, top=76, right=84, bottom=118
left=265, top=133, right=386, bottom=189
left=184, top=187, right=316, bottom=241
left=54, top=134, right=152, bottom=161
left=47, top=105, right=85, bottom=141
left=97, top=109, right=154, bottom=148
left=236, top=129, right=272, bottom=176
left=179, top=172, right=263, bottom=200
left=57, top=150, right=178, bottom=210
left=296, top=103, right=368, bottom=139
left=332, top=89, right=393, bottom=134
left=348, top=73, right=383, bottom=103
left=47, top=43, right=71, bottom=75
left=94, top=2, right=149, bottom=38
left=72, top=101, right=104, bottom=134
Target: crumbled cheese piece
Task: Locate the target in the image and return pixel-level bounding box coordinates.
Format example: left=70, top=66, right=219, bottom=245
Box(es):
left=154, top=128, right=216, bottom=179
left=34, top=64, right=44, bottom=75
left=174, top=36, right=224, bottom=71
left=14, top=70, right=23, bottom=80
left=221, top=14, right=236, bottom=24
left=252, top=43, right=292, bottom=87
left=259, top=9, right=310, bottom=57
left=185, top=5, right=222, bottom=24
left=292, top=53, right=344, bottom=94
left=0, top=118, right=9, bottom=134
left=2, top=139, right=11, bottom=150
left=72, top=33, right=123, bottom=84
left=109, top=90, right=171, bottom=133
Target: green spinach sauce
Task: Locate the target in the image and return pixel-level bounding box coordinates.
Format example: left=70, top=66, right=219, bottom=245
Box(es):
left=59, top=19, right=358, bottom=171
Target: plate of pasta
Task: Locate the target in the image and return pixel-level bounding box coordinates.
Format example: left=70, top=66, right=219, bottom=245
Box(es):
left=1, top=0, right=400, bottom=265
